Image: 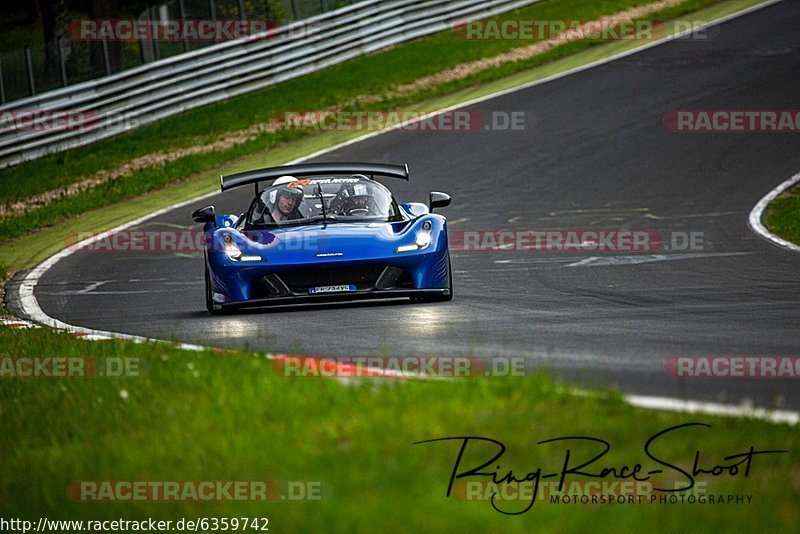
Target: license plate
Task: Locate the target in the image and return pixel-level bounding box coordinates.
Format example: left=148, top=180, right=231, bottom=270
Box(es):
left=308, top=284, right=357, bottom=294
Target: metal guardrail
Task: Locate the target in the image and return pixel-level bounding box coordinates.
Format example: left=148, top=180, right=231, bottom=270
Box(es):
left=0, top=0, right=539, bottom=169
left=0, top=1, right=357, bottom=104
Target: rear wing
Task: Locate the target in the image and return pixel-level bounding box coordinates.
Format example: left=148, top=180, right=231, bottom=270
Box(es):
left=220, top=162, right=409, bottom=193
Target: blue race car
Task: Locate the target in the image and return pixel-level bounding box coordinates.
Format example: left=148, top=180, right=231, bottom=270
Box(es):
left=192, top=162, right=452, bottom=313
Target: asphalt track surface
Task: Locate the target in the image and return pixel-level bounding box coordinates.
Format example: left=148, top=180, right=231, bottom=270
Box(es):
left=30, top=1, right=800, bottom=409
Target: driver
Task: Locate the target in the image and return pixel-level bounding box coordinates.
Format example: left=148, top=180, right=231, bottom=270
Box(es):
left=269, top=176, right=304, bottom=221
left=330, top=176, right=375, bottom=216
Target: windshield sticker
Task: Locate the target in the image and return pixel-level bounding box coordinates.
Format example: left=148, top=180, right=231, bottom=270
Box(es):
left=307, top=177, right=361, bottom=184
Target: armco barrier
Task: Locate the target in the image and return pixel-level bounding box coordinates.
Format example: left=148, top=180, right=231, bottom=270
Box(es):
left=0, top=0, right=540, bottom=169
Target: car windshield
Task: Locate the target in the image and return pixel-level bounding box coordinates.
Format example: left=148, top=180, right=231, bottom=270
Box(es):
left=246, top=176, right=400, bottom=227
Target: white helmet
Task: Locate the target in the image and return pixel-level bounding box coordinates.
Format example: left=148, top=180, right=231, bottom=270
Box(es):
left=268, top=176, right=304, bottom=205
left=272, top=175, right=297, bottom=186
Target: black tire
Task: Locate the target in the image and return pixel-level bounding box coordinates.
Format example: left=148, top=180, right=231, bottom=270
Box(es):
left=205, top=265, right=223, bottom=315
left=413, top=253, right=453, bottom=303
left=439, top=252, right=454, bottom=302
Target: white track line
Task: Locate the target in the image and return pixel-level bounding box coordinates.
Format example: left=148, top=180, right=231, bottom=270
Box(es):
left=626, top=395, right=799, bottom=425
left=14, top=0, right=798, bottom=425
left=566, top=252, right=752, bottom=267
left=748, top=170, right=800, bottom=253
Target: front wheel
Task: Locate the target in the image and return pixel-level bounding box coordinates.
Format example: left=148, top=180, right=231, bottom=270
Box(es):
left=413, top=253, right=453, bottom=303
left=205, top=265, right=223, bottom=315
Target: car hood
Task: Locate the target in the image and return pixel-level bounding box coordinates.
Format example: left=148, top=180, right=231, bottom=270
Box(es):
left=235, top=221, right=417, bottom=262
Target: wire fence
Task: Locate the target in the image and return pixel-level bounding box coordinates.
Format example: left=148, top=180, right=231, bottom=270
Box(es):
left=0, top=0, right=357, bottom=104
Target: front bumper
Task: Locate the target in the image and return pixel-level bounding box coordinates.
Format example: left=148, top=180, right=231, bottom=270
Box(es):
left=215, top=288, right=450, bottom=309
left=209, top=247, right=450, bottom=303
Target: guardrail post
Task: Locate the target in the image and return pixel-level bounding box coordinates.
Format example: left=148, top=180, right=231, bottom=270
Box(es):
left=151, top=6, right=161, bottom=61
left=57, top=37, right=68, bottom=86
left=238, top=0, right=246, bottom=20
left=24, top=46, right=36, bottom=96
left=101, top=39, right=111, bottom=75
left=208, top=0, right=218, bottom=43
left=139, top=28, right=147, bottom=64
left=320, top=0, right=328, bottom=12
left=290, top=0, right=299, bottom=20
left=178, top=0, right=190, bottom=52
left=0, top=59, right=5, bottom=105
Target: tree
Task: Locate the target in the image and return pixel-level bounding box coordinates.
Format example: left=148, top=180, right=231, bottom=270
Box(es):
left=88, top=0, right=121, bottom=74
left=37, top=0, right=69, bottom=72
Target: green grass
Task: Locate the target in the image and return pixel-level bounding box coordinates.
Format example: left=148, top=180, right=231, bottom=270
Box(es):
left=0, top=326, right=797, bottom=531
left=766, top=184, right=800, bottom=245
left=0, top=0, right=738, bottom=243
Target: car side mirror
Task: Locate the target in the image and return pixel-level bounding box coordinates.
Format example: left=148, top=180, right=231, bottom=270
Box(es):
left=192, top=205, right=216, bottom=224
left=429, top=192, right=451, bottom=212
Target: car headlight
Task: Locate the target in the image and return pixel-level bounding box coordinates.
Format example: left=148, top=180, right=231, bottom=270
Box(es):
left=396, top=221, right=433, bottom=253
left=222, top=234, right=262, bottom=262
